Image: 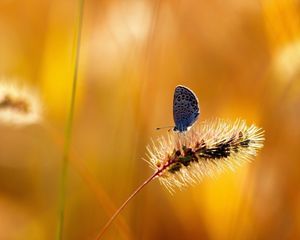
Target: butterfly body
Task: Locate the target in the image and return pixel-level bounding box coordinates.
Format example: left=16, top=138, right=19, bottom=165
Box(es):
left=173, top=85, right=200, bottom=132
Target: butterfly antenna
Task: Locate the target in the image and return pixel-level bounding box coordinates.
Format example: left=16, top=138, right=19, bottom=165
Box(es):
left=156, top=126, right=174, bottom=131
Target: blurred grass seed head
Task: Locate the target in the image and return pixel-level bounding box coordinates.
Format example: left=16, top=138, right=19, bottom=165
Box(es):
left=0, top=80, right=42, bottom=126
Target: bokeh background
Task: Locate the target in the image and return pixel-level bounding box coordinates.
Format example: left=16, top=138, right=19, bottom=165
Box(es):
left=1, top=0, right=300, bottom=239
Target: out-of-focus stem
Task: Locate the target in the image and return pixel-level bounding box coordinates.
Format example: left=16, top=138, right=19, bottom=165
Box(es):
left=56, top=0, right=84, bottom=239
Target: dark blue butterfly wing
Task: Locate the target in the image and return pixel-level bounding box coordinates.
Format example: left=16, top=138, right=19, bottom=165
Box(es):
left=173, top=85, right=200, bottom=132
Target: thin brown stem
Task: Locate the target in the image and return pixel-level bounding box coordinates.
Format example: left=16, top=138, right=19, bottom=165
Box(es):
left=95, top=170, right=160, bottom=240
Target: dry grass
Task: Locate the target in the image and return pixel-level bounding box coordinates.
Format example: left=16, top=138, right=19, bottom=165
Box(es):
left=0, top=0, right=300, bottom=239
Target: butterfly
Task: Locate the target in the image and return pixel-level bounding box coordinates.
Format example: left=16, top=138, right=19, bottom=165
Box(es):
left=173, top=85, right=200, bottom=132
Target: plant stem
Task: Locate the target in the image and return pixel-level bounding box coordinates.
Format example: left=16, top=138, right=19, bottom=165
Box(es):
left=95, top=171, right=160, bottom=240
left=56, top=0, right=84, bottom=239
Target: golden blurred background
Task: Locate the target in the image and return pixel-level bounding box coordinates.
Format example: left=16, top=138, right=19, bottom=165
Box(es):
left=0, top=0, right=300, bottom=239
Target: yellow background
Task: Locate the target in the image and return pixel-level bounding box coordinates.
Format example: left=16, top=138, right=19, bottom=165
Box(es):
left=0, top=0, right=300, bottom=239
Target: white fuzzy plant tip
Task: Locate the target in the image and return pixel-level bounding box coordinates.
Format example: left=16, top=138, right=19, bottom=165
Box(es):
left=0, top=81, right=42, bottom=126
left=147, top=119, right=264, bottom=192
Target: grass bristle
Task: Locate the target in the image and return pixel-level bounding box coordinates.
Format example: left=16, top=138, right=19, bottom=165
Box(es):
left=147, top=119, right=264, bottom=193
